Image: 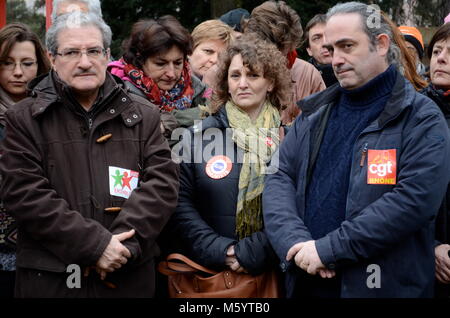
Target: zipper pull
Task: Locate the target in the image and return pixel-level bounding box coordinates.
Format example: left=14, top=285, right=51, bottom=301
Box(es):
left=88, top=118, right=93, bottom=129
left=360, top=143, right=368, bottom=167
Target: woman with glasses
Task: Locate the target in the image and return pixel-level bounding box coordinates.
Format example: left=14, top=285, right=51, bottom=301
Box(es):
left=108, top=16, right=211, bottom=141
left=0, top=23, right=50, bottom=132
left=0, top=23, right=50, bottom=297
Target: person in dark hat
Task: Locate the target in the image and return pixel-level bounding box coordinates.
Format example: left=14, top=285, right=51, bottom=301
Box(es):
left=399, top=25, right=427, bottom=78
left=219, top=8, right=250, bottom=34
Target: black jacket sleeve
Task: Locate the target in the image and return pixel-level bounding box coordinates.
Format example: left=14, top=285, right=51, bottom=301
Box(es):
left=234, top=230, right=278, bottom=275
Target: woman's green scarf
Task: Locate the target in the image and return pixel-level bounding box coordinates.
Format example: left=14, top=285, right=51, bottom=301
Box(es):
left=226, top=100, right=280, bottom=239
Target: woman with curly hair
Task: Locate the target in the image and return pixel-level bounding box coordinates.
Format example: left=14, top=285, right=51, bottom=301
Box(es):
left=167, top=34, right=291, bottom=291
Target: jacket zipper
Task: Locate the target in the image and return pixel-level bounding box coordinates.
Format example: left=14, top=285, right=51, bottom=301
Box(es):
left=85, top=85, right=121, bottom=131
left=360, top=142, right=368, bottom=167
left=84, top=87, right=119, bottom=219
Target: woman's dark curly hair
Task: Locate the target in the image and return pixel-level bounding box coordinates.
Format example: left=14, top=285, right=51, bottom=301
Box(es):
left=122, top=15, right=193, bottom=69
left=210, top=33, right=292, bottom=113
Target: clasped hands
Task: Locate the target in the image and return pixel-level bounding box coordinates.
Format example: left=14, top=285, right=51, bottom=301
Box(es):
left=435, top=244, right=450, bottom=284
left=85, top=229, right=135, bottom=281
left=225, top=245, right=248, bottom=273
left=286, top=240, right=336, bottom=279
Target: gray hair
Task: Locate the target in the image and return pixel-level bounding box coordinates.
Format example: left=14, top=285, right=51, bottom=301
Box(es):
left=46, top=12, right=112, bottom=55
left=327, top=1, right=400, bottom=66
left=51, top=0, right=103, bottom=23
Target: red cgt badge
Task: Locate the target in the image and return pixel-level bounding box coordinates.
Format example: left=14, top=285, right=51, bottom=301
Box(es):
left=367, top=149, right=397, bottom=185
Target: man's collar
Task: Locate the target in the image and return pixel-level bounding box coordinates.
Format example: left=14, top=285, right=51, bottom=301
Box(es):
left=30, top=71, right=120, bottom=117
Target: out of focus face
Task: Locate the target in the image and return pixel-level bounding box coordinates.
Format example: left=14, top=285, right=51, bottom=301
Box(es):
left=56, top=1, right=89, bottom=16
left=405, top=41, right=420, bottom=65
left=143, top=45, right=184, bottom=91
left=430, top=37, right=450, bottom=91
left=189, top=39, right=226, bottom=78
left=228, top=54, right=273, bottom=119
left=0, top=41, right=38, bottom=102
left=307, top=23, right=332, bottom=65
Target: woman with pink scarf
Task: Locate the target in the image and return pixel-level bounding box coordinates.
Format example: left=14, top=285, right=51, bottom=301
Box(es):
left=108, top=16, right=211, bottom=139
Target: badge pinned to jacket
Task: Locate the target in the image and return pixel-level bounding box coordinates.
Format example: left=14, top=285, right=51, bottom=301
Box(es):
left=109, top=166, right=139, bottom=198
left=205, top=155, right=232, bottom=179
left=367, top=149, right=397, bottom=185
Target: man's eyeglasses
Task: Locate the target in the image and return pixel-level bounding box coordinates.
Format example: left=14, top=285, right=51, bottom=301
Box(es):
left=55, top=47, right=107, bottom=60
left=0, top=60, right=37, bottom=71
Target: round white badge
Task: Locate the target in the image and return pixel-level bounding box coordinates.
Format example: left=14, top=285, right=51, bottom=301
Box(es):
left=205, top=155, right=232, bottom=179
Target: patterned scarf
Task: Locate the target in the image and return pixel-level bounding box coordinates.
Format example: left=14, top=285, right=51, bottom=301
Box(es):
left=226, top=100, right=281, bottom=239
left=122, top=58, right=194, bottom=112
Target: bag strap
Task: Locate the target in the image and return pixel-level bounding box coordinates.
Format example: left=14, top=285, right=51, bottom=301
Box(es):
left=167, top=253, right=218, bottom=275
left=158, top=253, right=218, bottom=276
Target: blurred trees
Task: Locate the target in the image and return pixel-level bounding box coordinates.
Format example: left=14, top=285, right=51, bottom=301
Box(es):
left=6, top=0, right=46, bottom=42
left=3, top=0, right=448, bottom=57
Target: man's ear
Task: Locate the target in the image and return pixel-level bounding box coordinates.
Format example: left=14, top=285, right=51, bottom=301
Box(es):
left=106, top=48, right=111, bottom=61
left=47, top=50, right=56, bottom=68
left=306, top=46, right=313, bottom=57
left=376, top=34, right=390, bottom=57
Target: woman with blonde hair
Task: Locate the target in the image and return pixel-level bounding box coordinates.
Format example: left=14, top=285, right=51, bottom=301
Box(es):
left=189, top=19, right=234, bottom=86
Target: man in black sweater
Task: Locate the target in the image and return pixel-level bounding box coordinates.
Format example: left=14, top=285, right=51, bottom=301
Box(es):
left=263, top=1, right=450, bottom=298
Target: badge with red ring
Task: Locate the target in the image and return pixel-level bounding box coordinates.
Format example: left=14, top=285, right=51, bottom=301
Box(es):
left=205, top=155, right=232, bottom=179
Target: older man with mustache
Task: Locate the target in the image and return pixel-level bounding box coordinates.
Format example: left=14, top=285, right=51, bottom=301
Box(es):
left=0, top=12, right=179, bottom=297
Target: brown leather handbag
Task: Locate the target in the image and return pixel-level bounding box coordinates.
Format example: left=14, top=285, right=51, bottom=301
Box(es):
left=157, top=253, right=281, bottom=298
